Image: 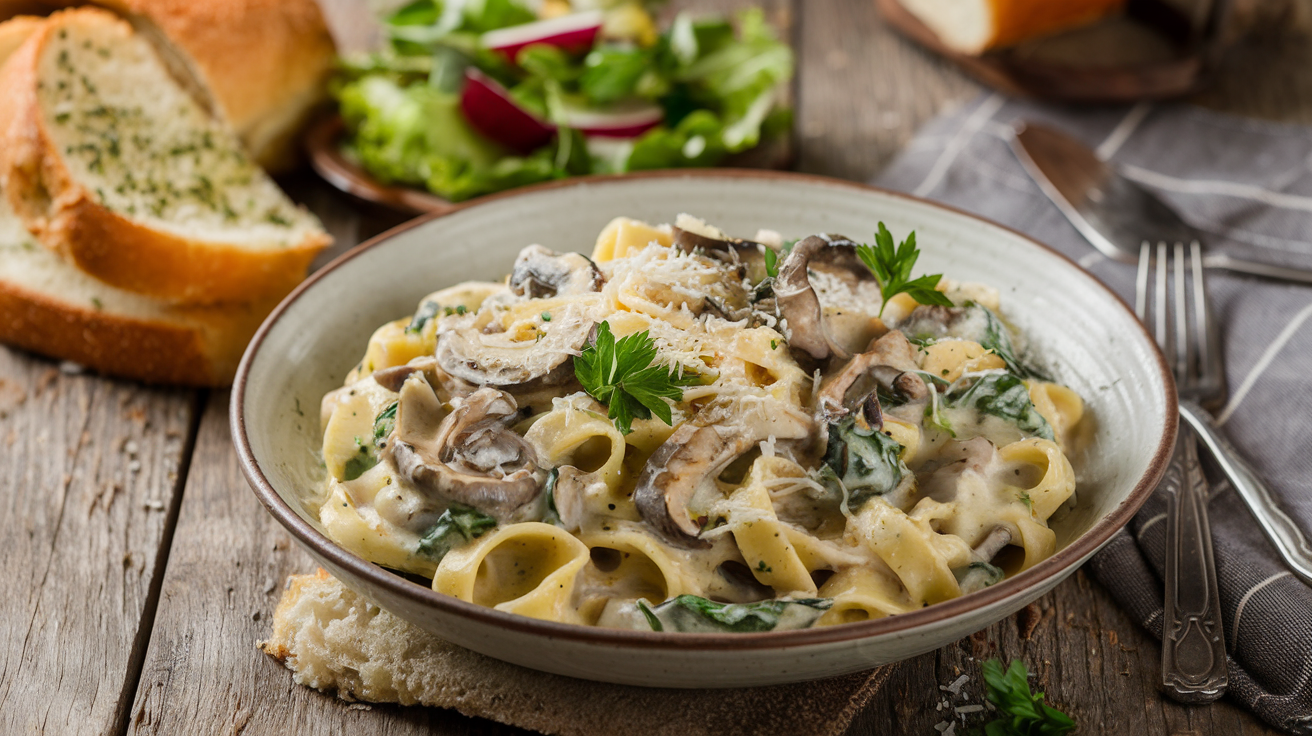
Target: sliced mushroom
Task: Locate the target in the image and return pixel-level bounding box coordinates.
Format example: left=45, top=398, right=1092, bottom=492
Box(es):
left=372, top=356, right=476, bottom=400
left=436, top=303, right=593, bottom=389
left=547, top=465, right=605, bottom=532
left=774, top=235, right=880, bottom=362
left=509, top=245, right=603, bottom=298
left=815, top=331, right=928, bottom=425
left=634, top=403, right=811, bottom=549
left=386, top=385, right=544, bottom=522
left=956, top=525, right=1013, bottom=594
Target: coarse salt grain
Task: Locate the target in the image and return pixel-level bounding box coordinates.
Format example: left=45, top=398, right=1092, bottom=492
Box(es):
left=940, top=674, right=970, bottom=694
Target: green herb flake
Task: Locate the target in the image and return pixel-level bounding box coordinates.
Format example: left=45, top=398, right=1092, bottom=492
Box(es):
left=969, top=659, right=1075, bottom=736
left=407, top=300, right=441, bottom=334
left=855, top=223, right=954, bottom=317
left=541, top=312, right=552, bottom=322
left=574, top=322, right=697, bottom=435
left=416, top=504, right=498, bottom=562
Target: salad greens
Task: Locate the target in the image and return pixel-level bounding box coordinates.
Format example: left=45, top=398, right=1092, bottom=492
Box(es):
left=334, top=0, right=794, bottom=201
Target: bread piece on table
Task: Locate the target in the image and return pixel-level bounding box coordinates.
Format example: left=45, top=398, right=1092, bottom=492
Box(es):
left=897, top=0, right=1126, bottom=54
left=0, top=186, right=272, bottom=385
left=0, top=14, right=41, bottom=59
left=260, top=570, right=890, bottom=736
left=0, top=8, right=330, bottom=306
left=34, top=0, right=337, bottom=172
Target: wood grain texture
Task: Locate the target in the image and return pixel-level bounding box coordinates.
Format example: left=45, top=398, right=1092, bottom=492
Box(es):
left=794, top=0, right=979, bottom=182
left=127, top=392, right=533, bottom=736
left=0, top=346, right=196, bottom=734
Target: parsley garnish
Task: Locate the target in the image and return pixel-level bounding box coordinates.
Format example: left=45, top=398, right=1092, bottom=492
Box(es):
left=969, top=659, right=1075, bottom=736
left=763, top=246, right=779, bottom=278
left=856, top=223, right=954, bottom=317
left=574, top=322, right=697, bottom=435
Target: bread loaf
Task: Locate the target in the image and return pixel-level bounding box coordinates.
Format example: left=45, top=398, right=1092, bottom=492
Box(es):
left=897, top=0, right=1127, bottom=54
left=0, top=8, right=330, bottom=305
left=0, top=176, right=273, bottom=385
left=32, top=0, right=337, bottom=171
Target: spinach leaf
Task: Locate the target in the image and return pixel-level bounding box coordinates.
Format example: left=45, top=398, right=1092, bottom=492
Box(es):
left=342, top=402, right=401, bottom=481
left=822, top=417, right=906, bottom=508
left=540, top=468, right=561, bottom=526
left=975, top=303, right=1050, bottom=381
left=373, top=402, right=398, bottom=445
left=641, top=595, right=832, bottom=633
left=342, top=443, right=377, bottom=481
left=416, top=503, right=498, bottom=561
left=407, top=300, right=441, bottom=334
left=948, top=373, right=1054, bottom=441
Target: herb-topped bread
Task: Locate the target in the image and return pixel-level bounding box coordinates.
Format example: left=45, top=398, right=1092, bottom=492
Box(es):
left=0, top=156, right=272, bottom=385
left=35, top=0, right=338, bottom=173
left=0, top=7, right=330, bottom=305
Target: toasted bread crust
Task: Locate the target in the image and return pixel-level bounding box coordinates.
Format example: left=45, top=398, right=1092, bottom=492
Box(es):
left=0, top=8, right=330, bottom=306
left=0, top=265, right=260, bottom=385
left=0, top=15, right=43, bottom=62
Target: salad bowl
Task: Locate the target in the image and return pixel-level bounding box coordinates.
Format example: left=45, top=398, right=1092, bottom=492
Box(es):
left=233, top=170, right=1175, bottom=688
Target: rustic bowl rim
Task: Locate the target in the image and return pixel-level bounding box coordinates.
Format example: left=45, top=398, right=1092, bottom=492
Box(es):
left=231, top=168, right=1177, bottom=651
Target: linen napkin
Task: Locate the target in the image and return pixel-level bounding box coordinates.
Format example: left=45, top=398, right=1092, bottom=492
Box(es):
left=261, top=570, right=892, bottom=736
left=874, top=94, right=1312, bottom=734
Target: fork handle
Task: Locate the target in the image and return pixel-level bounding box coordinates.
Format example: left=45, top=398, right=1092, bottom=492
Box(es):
left=1202, top=253, right=1312, bottom=285
left=1180, top=401, right=1312, bottom=587
left=1162, top=424, right=1228, bottom=703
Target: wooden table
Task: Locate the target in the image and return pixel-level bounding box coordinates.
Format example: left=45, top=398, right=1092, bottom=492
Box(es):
left=4, top=1, right=1308, bottom=734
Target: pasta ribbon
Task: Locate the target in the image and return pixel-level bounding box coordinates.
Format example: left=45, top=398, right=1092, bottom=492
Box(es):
left=853, top=499, right=966, bottom=606
left=433, top=522, right=591, bottom=624
left=817, top=564, right=917, bottom=625
left=1027, top=381, right=1085, bottom=452
left=998, top=438, right=1076, bottom=521
left=920, top=339, right=1006, bottom=383
left=591, top=216, right=673, bottom=262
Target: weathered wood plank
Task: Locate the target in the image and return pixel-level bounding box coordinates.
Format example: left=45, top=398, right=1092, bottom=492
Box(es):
left=794, top=0, right=979, bottom=182
left=0, top=346, right=197, bottom=735
left=127, top=392, right=528, bottom=736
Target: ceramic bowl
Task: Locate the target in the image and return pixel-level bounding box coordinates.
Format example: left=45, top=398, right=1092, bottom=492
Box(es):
left=233, top=170, right=1175, bottom=688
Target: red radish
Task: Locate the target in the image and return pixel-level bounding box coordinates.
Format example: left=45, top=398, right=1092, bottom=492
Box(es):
left=460, top=68, right=556, bottom=154
left=562, top=101, right=664, bottom=138
left=482, top=11, right=604, bottom=62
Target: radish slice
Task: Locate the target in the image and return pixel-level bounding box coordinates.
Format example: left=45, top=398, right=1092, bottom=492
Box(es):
left=460, top=68, right=556, bottom=154
left=562, top=101, right=664, bottom=138
left=482, top=10, right=604, bottom=61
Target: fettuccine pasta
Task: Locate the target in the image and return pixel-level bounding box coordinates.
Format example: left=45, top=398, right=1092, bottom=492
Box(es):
left=315, top=214, right=1084, bottom=633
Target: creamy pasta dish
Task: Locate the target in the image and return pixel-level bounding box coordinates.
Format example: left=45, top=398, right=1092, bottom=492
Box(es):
left=315, top=215, right=1084, bottom=633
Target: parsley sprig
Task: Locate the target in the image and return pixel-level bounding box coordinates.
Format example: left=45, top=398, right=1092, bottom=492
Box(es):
left=574, top=322, right=697, bottom=435
left=856, top=222, right=954, bottom=317
left=969, top=659, right=1075, bottom=736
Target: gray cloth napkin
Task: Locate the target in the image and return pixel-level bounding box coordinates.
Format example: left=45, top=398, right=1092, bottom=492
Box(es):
left=873, top=94, right=1312, bottom=734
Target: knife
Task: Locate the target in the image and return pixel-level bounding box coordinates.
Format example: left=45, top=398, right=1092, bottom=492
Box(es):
left=1010, top=122, right=1312, bottom=285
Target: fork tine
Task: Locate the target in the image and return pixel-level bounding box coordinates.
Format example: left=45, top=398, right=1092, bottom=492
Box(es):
left=1156, top=242, right=1170, bottom=364
left=1174, top=242, right=1189, bottom=386
left=1136, top=241, right=1151, bottom=320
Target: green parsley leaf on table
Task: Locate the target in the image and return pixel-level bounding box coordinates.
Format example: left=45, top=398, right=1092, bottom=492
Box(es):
left=970, top=659, right=1075, bottom=736
left=574, top=321, right=697, bottom=435
left=856, top=222, right=954, bottom=317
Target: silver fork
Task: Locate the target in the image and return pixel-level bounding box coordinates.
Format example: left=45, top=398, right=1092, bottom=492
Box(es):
left=1136, top=241, right=1228, bottom=703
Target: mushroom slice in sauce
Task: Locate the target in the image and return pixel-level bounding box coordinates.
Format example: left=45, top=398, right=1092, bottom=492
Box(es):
left=774, top=235, right=877, bottom=362
left=372, top=356, right=476, bottom=399
left=387, top=385, right=544, bottom=523
left=509, top=245, right=604, bottom=299
left=436, top=304, right=593, bottom=388
left=815, top=331, right=929, bottom=425
left=634, top=403, right=811, bottom=549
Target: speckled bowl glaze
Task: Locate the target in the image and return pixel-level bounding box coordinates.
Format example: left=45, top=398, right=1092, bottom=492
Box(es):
left=233, top=170, right=1175, bottom=688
